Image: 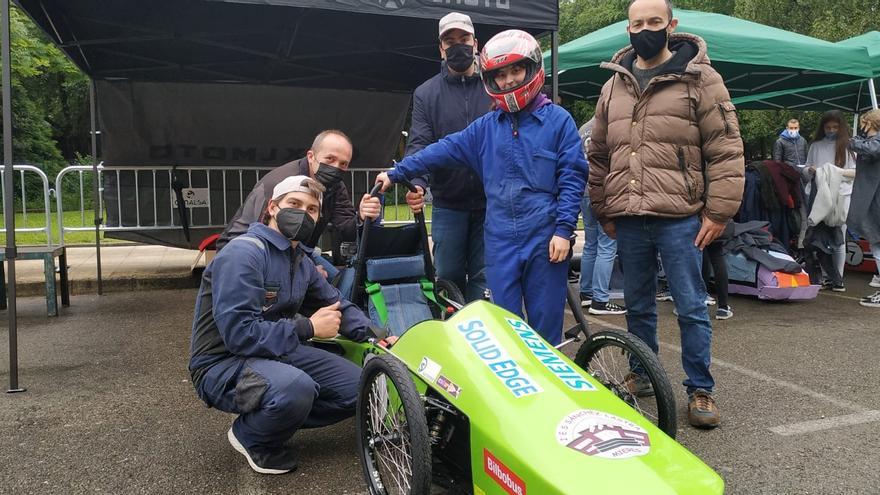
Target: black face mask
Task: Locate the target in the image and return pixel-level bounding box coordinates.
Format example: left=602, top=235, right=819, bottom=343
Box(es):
left=275, top=208, right=316, bottom=242
left=314, top=162, right=345, bottom=187
left=445, top=43, right=475, bottom=73
left=630, top=25, right=669, bottom=61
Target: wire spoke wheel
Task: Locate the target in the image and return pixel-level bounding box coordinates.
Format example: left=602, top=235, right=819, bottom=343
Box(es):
left=357, top=355, right=431, bottom=495
left=574, top=330, right=677, bottom=438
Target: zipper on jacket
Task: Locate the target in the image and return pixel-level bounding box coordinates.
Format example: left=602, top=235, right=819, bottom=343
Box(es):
left=678, top=147, right=696, bottom=202
left=718, top=104, right=730, bottom=135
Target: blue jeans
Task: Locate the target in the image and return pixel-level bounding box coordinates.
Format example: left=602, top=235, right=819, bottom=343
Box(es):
left=580, top=197, right=617, bottom=303
left=431, top=206, right=488, bottom=302
left=616, top=215, right=715, bottom=394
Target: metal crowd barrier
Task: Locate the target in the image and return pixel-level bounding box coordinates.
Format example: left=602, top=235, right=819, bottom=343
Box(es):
left=54, top=164, right=275, bottom=245
left=0, top=164, right=54, bottom=245
left=53, top=165, right=429, bottom=244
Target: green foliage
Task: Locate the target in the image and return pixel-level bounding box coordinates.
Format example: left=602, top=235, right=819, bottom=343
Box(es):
left=556, top=0, right=879, bottom=158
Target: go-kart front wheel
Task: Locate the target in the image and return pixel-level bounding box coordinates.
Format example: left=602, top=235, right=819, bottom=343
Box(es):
left=357, top=354, right=432, bottom=495
left=574, top=330, right=678, bottom=438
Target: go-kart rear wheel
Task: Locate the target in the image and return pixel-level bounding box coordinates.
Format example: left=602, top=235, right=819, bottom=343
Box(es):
left=574, top=330, right=678, bottom=438
left=357, top=354, right=432, bottom=495
left=435, top=279, right=465, bottom=319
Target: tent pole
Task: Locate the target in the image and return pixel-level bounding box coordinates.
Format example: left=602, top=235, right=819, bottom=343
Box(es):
left=3, top=0, right=24, bottom=394
left=89, top=81, right=103, bottom=295
left=869, top=78, right=878, bottom=110
left=551, top=31, right=559, bottom=103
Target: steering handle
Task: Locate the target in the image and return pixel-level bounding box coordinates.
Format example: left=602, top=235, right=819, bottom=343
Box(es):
left=370, top=177, right=419, bottom=198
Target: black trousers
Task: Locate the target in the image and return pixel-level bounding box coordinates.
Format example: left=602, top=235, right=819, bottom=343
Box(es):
left=702, top=242, right=729, bottom=308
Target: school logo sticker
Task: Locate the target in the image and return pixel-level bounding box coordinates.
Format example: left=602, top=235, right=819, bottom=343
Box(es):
left=556, top=410, right=650, bottom=459
left=417, top=357, right=441, bottom=382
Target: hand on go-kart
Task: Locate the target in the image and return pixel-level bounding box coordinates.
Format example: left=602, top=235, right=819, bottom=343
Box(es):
left=548, top=235, right=570, bottom=263
left=359, top=194, right=382, bottom=221
left=310, top=301, right=341, bottom=338
left=405, top=186, right=425, bottom=214
left=375, top=172, right=393, bottom=192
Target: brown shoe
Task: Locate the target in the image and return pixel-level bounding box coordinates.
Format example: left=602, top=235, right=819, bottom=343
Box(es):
left=623, top=372, right=655, bottom=397
left=688, top=390, right=720, bottom=429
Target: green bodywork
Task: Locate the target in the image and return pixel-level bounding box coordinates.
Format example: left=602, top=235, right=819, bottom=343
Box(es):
left=337, top=301, right=724, bottom=494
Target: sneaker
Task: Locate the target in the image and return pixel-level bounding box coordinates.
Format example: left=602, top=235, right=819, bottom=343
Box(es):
left=820, top=281, right=833, bottom=291
left=688, top=390, right=720, bottom=429
left=656, top=288, right=674, bottom=301
left=861, top=291, right=880, bottom=308
left=705, top=295, right=716, bottom=306
left=623, top=372, right=655, bottom=397
left=227, top=428, right=297, bottom=475
left=870, top=275, right=880, bottom=288
left=580, top=294, right=592, bottom=307
left=588, top=301, right=627, bottom=315
left=832, top=284, right=846, bottom=293
left=715, top=306, right=733, bottom=320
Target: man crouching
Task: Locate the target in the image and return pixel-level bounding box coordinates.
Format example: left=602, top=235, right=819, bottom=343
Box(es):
left=188, top=175, right=372, bottom=474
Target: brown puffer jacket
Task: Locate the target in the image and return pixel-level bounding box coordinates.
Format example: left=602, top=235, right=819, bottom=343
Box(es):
left=588, top=33, right=744, bottom=225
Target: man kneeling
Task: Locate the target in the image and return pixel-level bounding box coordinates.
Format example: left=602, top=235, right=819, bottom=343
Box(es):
left=188, top=175, right=372, bottom=474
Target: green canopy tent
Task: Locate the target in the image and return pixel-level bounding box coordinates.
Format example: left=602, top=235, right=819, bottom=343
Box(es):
left=546, top=10, right=874, bottom=103
left=731, top=31, right=879, bottom=111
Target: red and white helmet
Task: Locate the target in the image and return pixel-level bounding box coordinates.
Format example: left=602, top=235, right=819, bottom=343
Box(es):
left=480, top=30, right=545, bottom=112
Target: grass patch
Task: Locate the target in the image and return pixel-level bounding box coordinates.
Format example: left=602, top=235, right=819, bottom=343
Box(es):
left=0, top=210, right=127, bottom=246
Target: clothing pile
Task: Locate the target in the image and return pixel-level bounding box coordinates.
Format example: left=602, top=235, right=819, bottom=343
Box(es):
left=719, top=221, right=819, bottom=300
left=736, top=160, right=804, bottom=252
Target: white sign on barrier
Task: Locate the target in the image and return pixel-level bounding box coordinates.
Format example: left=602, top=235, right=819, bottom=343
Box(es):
left=172, top=188, right=210, bottom=208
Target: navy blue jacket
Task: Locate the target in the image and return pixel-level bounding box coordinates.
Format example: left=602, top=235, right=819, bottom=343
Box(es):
left=189, top=223, right=371, bottom=386
left=406, top=62, right=492, bottom=211
left=390, top=99, right=587, bottom=242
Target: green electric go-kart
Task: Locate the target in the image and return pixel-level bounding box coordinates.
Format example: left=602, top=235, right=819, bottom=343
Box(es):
left=314, top=183, right=723, bottom=495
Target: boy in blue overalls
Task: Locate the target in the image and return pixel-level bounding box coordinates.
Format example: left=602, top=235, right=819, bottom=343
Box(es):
left=377, top=30, right=587, bottom=345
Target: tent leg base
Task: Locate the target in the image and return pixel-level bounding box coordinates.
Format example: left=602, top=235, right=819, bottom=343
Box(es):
left=6, top=388, right=26, bottom=394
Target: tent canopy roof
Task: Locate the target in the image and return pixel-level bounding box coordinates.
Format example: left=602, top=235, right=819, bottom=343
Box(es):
left=731, top=32, right=880, bottom=112
left=17, top=0, right=557, bottom=92
left=547, top=9, right=874, bottom=102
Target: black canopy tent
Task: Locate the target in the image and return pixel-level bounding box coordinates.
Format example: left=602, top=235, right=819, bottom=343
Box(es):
left=3, top=1, right=559, bottom=390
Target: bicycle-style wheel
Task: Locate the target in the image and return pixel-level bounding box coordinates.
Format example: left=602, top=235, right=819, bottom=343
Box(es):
left=357, top=355, right=432, bottom=495
left=573, top=330, right=677, bottom=438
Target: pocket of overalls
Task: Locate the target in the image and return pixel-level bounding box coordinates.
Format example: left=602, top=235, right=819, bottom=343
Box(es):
left=262, top=283, right=280, bottom=312
left=530, top=148, right=559, bottom=193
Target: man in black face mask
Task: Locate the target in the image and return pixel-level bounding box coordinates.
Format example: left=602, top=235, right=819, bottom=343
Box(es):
left=403, top=12, right=493, bottom=302
left=217, top=130, right=379, bottom=259
left=588, top=0, right=744, bottom=430
left=190, top=175, right=383, bottom=475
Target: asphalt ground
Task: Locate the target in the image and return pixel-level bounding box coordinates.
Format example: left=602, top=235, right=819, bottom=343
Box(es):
left=1, top=272, right=878, bottom=494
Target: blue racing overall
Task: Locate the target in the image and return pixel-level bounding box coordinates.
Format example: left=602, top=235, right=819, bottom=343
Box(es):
left=189, top=223, right=371, bottom=452
left=388, top=97, right=587, bottom=344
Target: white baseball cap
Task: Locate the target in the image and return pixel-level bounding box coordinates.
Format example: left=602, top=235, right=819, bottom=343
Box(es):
left=271, top=175, right=323, bottom=206
left=439, top=12, right=475, bottom=39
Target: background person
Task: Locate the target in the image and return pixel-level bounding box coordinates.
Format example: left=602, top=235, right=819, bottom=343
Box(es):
left=804, top=110, right=856, bottom=288
left=588, top=0, right=745, bottom=428
left=847, top=109, right=880, bottom=307
left=578, top=118, right=626, bottom=315
left=773, top=118, right=810, bottom=168
left=403, top=12, right=493, bottom=302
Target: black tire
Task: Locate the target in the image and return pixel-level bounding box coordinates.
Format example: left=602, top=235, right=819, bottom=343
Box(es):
left=357, top=354, right=432, bottom=495
left=435, top=279, right=465, bottom=320
left=573, top=330, right=678, bottom=438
